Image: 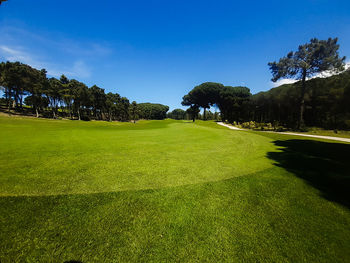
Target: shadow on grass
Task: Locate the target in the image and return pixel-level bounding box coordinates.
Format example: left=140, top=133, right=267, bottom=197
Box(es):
left=267, top=139, right=350, bottom=209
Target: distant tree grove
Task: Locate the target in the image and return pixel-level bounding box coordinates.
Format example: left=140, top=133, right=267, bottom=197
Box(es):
left=182, top=38, right=349, bottom=130
left=0, top=61, right=169, bottom=121
left=1, top=38, right=349, bottom=129
left=181, top=68, right=350, bottom=129
left=250, top=70, right=350, bottom=129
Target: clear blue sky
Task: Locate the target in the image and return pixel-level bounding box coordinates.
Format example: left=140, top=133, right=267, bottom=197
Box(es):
left=1, top=0, right=350, bottom=110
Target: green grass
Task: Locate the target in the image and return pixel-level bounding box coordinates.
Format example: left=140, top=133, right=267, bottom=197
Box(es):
left=0, top=116, right=349, bottom=262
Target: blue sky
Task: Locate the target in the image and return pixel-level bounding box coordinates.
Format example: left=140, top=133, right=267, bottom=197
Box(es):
left=1, top=0, right=350, bottom=110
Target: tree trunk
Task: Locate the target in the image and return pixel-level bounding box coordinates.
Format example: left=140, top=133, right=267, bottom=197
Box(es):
left=35, top=108, right=39, bottom=118
left=203, top=108, right=206, bottom=120
left=14, top=89, right=19, bottom=108
left=7, top=95, right=11, bottom=113
left=19, top=95, right=23, bottom=111
left=299, top=70, right=307, bottom=129
left=5, top=88, right=11, bottom=113
left=78, top=108, right=81, bottom=121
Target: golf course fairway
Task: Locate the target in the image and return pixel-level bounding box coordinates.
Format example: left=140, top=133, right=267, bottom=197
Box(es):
left=0, top=116, right=349, bottom=262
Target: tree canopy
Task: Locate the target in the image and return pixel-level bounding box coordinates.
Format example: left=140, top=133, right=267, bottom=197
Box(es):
left=167, top=108, right=186, bottom=120
left=182, top=82, right=251, bottom=122
left=268, top=38, right=346, bottom=128
left=0, top=61, right=169, bottom=122
left=136, top=103, right=169, bottom=120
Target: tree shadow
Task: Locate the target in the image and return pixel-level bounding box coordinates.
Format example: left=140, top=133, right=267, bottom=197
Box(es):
left=64, top=261, right=82, bottom=263
left=267, top=139, right=350, bottom=209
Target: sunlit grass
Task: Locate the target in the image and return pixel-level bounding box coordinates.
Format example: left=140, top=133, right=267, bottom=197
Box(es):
left=0, top=116, right=349, bottom=262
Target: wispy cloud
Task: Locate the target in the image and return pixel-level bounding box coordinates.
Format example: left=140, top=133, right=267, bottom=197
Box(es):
left=271, top=62, right=350, bottom=87
left=70, top=60, right=91, bottom=79
left=0, top=25, right=111, bottom=79
left=0, top=45, right=91, bottom=78
left=0, top=45, right=40, bottom=67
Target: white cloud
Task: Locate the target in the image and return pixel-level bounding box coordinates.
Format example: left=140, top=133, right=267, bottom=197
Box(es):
left=70, top=60, right=91, bottom=78
left=315, top=62, right=350, bottom=78
left=0, top=25, right=111, bottom=79
left=0, top=45, right=91, bottom=79
left=272, top=78, right=298, bottom=87
left=0, top=45, right=40, bottom=67
left=271, top=62, right=350, bottom=88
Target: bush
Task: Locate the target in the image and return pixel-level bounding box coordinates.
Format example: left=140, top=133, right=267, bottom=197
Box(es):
left=80, top=115, right=91, bottom=121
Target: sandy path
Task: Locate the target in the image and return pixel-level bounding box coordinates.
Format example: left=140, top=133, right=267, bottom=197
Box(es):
left=217, top=122, right=350, bottom=143
left=271, top=131, right=350, bottom=143
left=217, top=122, right=243, bottom=130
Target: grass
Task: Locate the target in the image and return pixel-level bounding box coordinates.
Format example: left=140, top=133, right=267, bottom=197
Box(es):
left=0, top=116, right=349, bottom=262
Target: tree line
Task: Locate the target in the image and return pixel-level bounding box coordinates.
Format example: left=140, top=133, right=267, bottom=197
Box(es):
left=167, top=108, right=220, bottom=120
left=1, top=38, right=348, bottom=129
left=250, top=70, right=350, bottom=129
left=181, top=82, right=251, bottom=123
left=181, top=38, right=349, bottom=129
left=182, top=70, right=350, bottom=129
left=0, top=61, right=169, bottom=121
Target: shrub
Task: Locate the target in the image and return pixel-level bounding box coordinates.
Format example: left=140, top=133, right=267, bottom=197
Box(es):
left=81, top=115, right=91, bottom=121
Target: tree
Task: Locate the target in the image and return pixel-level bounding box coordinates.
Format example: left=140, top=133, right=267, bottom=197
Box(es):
left=130, top=101, right=138, bottom=123
left=23, top=67, right=48, bottom=117
left=182, top=82, right=223, bottom=120
left=186, top=105, right=200, bottom=122
left=90, top=85, right=106, bottom=120
left=181, top=94, right=198, bottom=122
left=0, top=61, right=13, bottom=111
left=216, top=86, right=251, bottom=123
left=137, top=103, right=169, bottom=120
left=0, top=62, right=31, bottom=111
left=46, top=78, right=63, bottom=118
left=182, top=83, right=251, bottom=123
left=268, top=38, right=346, bottom=128
left=118, top=97, right=130, bottom=121
left=168, top=108, right=186, bottom=120
left=71, top=80, right=90, bottom=120
left=105, top=92, right=121, bottom=121
left=59, top=75, right=73, bottom=118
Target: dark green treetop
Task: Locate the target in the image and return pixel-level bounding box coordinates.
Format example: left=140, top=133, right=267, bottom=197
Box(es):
left=268, top=37, right=346, bottom=128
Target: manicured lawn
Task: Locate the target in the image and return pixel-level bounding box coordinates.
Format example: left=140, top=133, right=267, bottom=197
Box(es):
left=0, top=116, right=349, bottom=262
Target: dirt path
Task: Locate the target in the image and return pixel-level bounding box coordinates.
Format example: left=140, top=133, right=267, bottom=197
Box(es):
left=217, top=122, right=350, bottom=143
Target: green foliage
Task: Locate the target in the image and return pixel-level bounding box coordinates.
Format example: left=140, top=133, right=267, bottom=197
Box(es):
left=186, top=105, right=200, bottom=122
left=167, top=108, right=186, bottom=120
left=129, top=101, right=139, bottom=123
left=0, top=61, right=166, bottom=121
left=268, top=38, right=345, bottom=81
left=217, top=86, right=251, bottom=123
left=182, top=82, right=251, bottom=122
left=268, top=38, right=346, bottom=127
left=251, top=69, right=350, bottom=129
left=136, top=103, right=169, bottom=120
